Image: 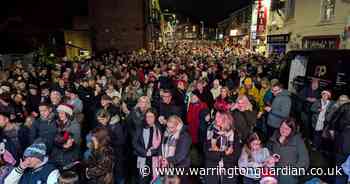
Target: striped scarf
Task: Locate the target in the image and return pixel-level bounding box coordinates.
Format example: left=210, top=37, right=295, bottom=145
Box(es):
left=162, top=123, right=183, bottom=159
left=207, top=123, right=234, bottom=152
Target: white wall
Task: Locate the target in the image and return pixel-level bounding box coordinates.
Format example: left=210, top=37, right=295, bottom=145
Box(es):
left=269, top=0, right=350, bottom=50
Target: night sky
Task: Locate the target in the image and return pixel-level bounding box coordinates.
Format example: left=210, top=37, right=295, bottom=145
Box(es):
left=1, top=0, right=249, bottom=27
left=160, top=0, right=251, bottom=26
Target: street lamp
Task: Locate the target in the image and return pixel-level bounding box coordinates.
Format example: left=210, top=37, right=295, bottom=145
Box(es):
left=200, top=21, right=204, bottom=40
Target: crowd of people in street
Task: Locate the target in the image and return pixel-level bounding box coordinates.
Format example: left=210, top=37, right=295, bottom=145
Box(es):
left=0, top=42, right=349, bottom=184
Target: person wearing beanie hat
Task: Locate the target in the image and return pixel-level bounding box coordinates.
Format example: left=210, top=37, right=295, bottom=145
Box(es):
left=310, top=89, right=335, bottom=151
left=52, top=104, right=81, bottom=170
left=239, top=77, right=260, bottom=104
left=4, top=142, right=60, bottom=184
left=57, top=104, right=74, bottom=117
left=23, top=142, right=47, bottom=161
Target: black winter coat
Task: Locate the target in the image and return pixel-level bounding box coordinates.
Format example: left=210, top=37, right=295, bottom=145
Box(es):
left=231, top=110, right=257, bottom=142
left=204, top=131, right=242, bottom=184
left=161, top=126, right=192, bottom=168
left=108, top=121, right=127, bottom=177
left=329, top=102, right=350, bottom=165
left=158, top=102, right=183, bottom=120
left=30, top=116, right=57, bottom=153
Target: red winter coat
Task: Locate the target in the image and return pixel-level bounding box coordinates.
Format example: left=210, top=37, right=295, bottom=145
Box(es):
left=187, top=102, right=207, bottom=144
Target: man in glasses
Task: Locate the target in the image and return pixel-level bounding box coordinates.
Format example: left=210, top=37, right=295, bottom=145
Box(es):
left=265, top=82, right=292, bottom=138
left=158, top=90, right=183, bottom=127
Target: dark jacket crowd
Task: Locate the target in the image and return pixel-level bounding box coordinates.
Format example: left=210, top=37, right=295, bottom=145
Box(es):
left=0, top=44, right=349, bottom=184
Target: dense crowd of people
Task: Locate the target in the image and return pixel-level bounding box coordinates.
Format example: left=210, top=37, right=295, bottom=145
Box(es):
left=0, top=42, right=349, bottom=184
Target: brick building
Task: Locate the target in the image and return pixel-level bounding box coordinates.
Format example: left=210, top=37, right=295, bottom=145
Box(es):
left=89, top=0, right=147, bottom=51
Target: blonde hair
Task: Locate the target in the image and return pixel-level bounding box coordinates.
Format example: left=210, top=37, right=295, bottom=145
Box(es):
left=261, top=78, right=270, bottom=88
left=216, top=111, right=234, bottom=131
left=220, top=87, right=230, bottom=97
left=236, top=95, right=253, bottom=111
left=336, top=95, right=350, bottom=107
left=167, top=115, right=183, bottom=126
left=136, top=96, right=151, bottom=109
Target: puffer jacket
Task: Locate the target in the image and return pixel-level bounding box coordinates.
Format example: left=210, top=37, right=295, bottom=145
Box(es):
left=267, top=90, right=291, bottom=128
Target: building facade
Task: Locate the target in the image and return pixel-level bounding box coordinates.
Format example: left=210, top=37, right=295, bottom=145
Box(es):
left=218, top=6, right=252, bottom=49
left=89, top=0, right=146, bottom=51
left=268, top=0, right=350, bottom=54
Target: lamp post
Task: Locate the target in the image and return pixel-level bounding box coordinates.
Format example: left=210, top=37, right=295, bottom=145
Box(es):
left=200, top=21, right=204, bottom=40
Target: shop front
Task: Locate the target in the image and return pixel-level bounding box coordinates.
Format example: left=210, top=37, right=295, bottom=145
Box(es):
left=267, top=33, right=290, bottom=55
left=302, top=35, right=340, bottom=49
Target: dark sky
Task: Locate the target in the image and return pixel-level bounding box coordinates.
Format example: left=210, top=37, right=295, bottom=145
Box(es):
left=0, top=0, right=249, bottom=27
left=0, top=0, right=88, bottom=28
left=160, top=0, right=251, bottom=25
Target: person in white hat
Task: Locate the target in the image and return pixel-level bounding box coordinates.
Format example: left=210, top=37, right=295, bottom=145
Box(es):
left=310, top=90, right=335, bottom=150
left=51, top=104, right=81, bottom=169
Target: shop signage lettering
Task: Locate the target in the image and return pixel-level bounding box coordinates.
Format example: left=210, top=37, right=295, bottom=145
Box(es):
left=267, top=34, right=290, bottom=43
left=314, top=65, right=327, bottom=77
left=302, top=37, right=339, bottom=49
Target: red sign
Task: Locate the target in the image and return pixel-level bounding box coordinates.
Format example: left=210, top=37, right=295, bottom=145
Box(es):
left=256, top=0, right=268, bottom=35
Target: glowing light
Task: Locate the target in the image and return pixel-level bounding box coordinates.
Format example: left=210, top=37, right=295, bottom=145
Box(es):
left=230, top=29, right=238, bottom=36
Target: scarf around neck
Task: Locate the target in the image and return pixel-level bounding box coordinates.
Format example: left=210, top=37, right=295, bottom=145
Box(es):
left=162, top=123, right=183, bottom=159
left=207, top=123, right=234, bottom=152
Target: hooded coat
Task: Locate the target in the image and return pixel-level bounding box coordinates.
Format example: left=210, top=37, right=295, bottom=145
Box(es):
left=267, top=90, right=291, bottom=128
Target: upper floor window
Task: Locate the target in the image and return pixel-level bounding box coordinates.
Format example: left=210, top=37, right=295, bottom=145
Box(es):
left=321, top=0, right=335, bottom=22
left=284, top=0, right=295, bottom=19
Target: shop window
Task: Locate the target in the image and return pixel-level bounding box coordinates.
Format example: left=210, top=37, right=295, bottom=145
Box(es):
left=281, top=0, right=295, bottom=19
left=274, top=0, right=295, bottom=19
left=321, top=0, right=335, bottom=22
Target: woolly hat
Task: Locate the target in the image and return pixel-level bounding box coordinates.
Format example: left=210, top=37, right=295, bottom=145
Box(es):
left=244, top=78, right=253, bottom=85
left=57, top=104, right=74, bottom=116
left=24, top=142, right=47, bottom=161
left=321, top=90, right=331, bottom=98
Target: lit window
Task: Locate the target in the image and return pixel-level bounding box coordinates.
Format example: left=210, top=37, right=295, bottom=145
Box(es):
left=321, top=0, right=335, bottom=21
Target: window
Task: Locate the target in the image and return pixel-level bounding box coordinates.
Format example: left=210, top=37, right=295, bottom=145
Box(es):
left=321, top=0, right=335, bottom=22
left=286, top=0, right=295, bottom=18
